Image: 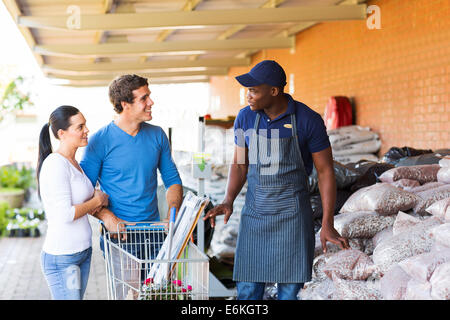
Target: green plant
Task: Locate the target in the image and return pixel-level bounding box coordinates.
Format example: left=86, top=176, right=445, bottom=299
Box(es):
left=0, top=201, right=9, bottom=236
left=0, top=165, right=35, bottom=190
left=1, top=76, right=33, bottom=115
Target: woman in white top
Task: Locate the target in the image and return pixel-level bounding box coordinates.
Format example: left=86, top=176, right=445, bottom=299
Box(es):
left=37, top=105, right=108, bottom=300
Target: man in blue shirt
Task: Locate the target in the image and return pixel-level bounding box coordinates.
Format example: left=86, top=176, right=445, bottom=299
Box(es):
left=80, top=74, right=182, bottom=243
left=204, top=60, right=349, bottom=300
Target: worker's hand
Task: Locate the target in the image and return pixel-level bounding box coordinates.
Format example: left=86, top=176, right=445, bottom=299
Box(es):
left=103, top=213, right=135, bottom=241
left=203, top=203, right=233, bottom=228
left=320, top=224, right=349, bottom=253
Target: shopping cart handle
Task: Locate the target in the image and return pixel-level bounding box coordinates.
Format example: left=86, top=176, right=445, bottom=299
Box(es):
left=170, top=207, right=176, bottom=223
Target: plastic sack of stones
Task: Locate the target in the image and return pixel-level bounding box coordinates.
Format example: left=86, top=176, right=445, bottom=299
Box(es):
left=380, top=264, right=411, bottom=300
left=429, top=223, right=450, bottom=249
left=379, top=164, right=441, bottom=185
left=429, top=262, right=450, bottom=300
left=439, top=157, right=450, bottom=168
left=392, top=211, right=423, bottom=236
left=437, top=167, right=450, bottom=184
left=322, top=249, right=379, bottom=281
left=390, top=179, right=420, bottom=191
left=372, top=217, right=442, bottom=273
left=413, top=184, right=450, bottom=215
left=398, top=248, right=450, bottom=284
left=331, top=274, right=382, bottom=300
left=299, top=278, right=335, bottom=300
left=333, top=211, right=396, bottom=239
left=409, top=182, right=444, bottom=194
left=426, top=197, right=450, bottom=221
left=405, top=279, right=433, bottom=300
left=372, top=226, right=393, bottom=248
left=339, top=183, right=418, bottom=216
left=328, top=126, right=378, bottom=149
left=314, top=231, right=367, bottom=257
left=332, top=138, right=381, bottom=156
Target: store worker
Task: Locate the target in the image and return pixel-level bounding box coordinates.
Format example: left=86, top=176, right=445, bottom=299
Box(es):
left=204, top=60, right=350, bottom=300
left=80, top=74, right=183, bottom=258
left=37, top=105, right=109, bottom=300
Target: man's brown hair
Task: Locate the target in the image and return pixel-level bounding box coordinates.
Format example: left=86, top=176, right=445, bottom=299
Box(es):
left=108, top=74, right=148, bottom=113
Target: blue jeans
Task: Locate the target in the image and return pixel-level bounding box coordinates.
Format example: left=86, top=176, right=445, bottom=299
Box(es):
left=40, top=247, right=92, bottom=300
left=236, top=282, right=304, bottom=300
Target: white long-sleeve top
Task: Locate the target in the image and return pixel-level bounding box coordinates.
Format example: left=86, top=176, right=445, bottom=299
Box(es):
left=39, top=152, right=93, bottom=255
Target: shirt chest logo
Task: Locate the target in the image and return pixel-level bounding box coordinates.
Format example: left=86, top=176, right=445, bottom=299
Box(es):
left=283, top=123, right=293, bottom=129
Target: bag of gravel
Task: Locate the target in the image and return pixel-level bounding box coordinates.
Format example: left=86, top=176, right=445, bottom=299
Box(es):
left=379, top=264, right=411, bottom=300
left=398, top=249, right=450, bottom=283
left=332, top=275, right=382, bottom=300
left=334, top=211, right=396, bottom=239
left=372, top=217, right=442, bottom=273
left=430, top=262, right=450, bottom=300
left=340, top=183, right=418, bottom=216
left=414, top=184, right=450, bottom=215
left=426, top=197, right=450, bottom=221
left=437, top=167, right=450, bottom=183
left=322, top=249, right=378, bottom=281
left=379, top=164, right=441, bottom=185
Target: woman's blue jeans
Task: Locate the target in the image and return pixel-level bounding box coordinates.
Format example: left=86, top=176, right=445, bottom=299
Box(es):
left=40, top=247, right=92, bottom=300
left=236, top=282, right=304, bottom=300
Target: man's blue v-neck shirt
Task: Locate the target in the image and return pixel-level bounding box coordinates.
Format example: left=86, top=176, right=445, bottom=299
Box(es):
left=80, top=121, right=182, bottom=222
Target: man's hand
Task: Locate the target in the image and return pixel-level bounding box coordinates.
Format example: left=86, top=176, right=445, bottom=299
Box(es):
left=99, top=209, right=135, bottom=241
left=203, top=203, right=233, bottom=228
left=320, top=224, right=349, bottom=253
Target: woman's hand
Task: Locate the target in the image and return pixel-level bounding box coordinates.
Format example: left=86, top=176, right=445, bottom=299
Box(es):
left=94, top=189, right=109, bottom=207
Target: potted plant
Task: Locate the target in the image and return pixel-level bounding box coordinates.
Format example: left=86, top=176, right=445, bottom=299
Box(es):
left=0, top=165, right=34, bottom=208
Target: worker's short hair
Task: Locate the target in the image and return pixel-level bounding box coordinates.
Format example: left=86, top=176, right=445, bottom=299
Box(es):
left=109, top=74, right=149, bottom=114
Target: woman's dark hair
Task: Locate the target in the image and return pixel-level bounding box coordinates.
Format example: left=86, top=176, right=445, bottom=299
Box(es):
left=108, top=74, right=148, bottom=113
left=36, top=105, right=80, bottom=198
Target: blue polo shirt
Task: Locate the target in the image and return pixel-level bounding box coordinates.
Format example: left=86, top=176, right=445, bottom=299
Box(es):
left=234, top=94, right=330, bottom=175
left=80, top=121, right=182, bottom=222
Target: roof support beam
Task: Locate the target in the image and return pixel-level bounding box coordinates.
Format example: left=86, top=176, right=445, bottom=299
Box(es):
left=34, top=37, right=294, bottom=58
left=54, top=76, right=210, bottom=87
left=3, top=0, right=44, bottom=66
left=47, top=68, right=228, bottom=81
left=18, top=5, right=367, bottom=31
left=42, top=57, right=250, bottom=75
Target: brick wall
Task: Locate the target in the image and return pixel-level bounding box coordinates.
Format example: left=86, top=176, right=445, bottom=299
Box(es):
left=209, top=0, right=450, bottom=155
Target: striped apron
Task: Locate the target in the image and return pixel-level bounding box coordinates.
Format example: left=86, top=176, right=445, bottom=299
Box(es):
left=233, top=112, right=315, bottom=283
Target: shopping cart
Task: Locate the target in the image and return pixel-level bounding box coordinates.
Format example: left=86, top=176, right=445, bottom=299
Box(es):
left=102, top=221, right=209, bottom=300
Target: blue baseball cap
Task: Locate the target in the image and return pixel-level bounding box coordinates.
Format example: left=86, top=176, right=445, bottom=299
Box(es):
left=235, top=60, right=287, bottom=88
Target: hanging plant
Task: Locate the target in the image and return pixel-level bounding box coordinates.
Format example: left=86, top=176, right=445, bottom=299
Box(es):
left=0, top=76, right=34, bottom=122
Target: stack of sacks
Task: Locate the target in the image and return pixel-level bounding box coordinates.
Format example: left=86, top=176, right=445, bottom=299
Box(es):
left=378, top=163, right=450, bottom=215
left=327, top=125, right=381, bottom=164
left=301, top=179, right=450, bottom=300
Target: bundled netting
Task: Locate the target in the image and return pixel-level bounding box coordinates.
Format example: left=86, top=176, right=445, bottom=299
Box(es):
left=334, top=211, right=396, bottom=239
left=413, top=184, right=450, bottom=215
left=379, top=164, right=441, bottom=185
left=372, top=217, right=442, bottom=273
left=425, top=197, right=450, bottom=221
left=379, top=264, right=411, bottom=300
left=339, top=183, right=418, bottom=216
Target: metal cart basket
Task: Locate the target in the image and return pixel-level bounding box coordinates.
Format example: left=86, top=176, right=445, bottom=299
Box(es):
left=102, top=222, right=209, bottom=300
